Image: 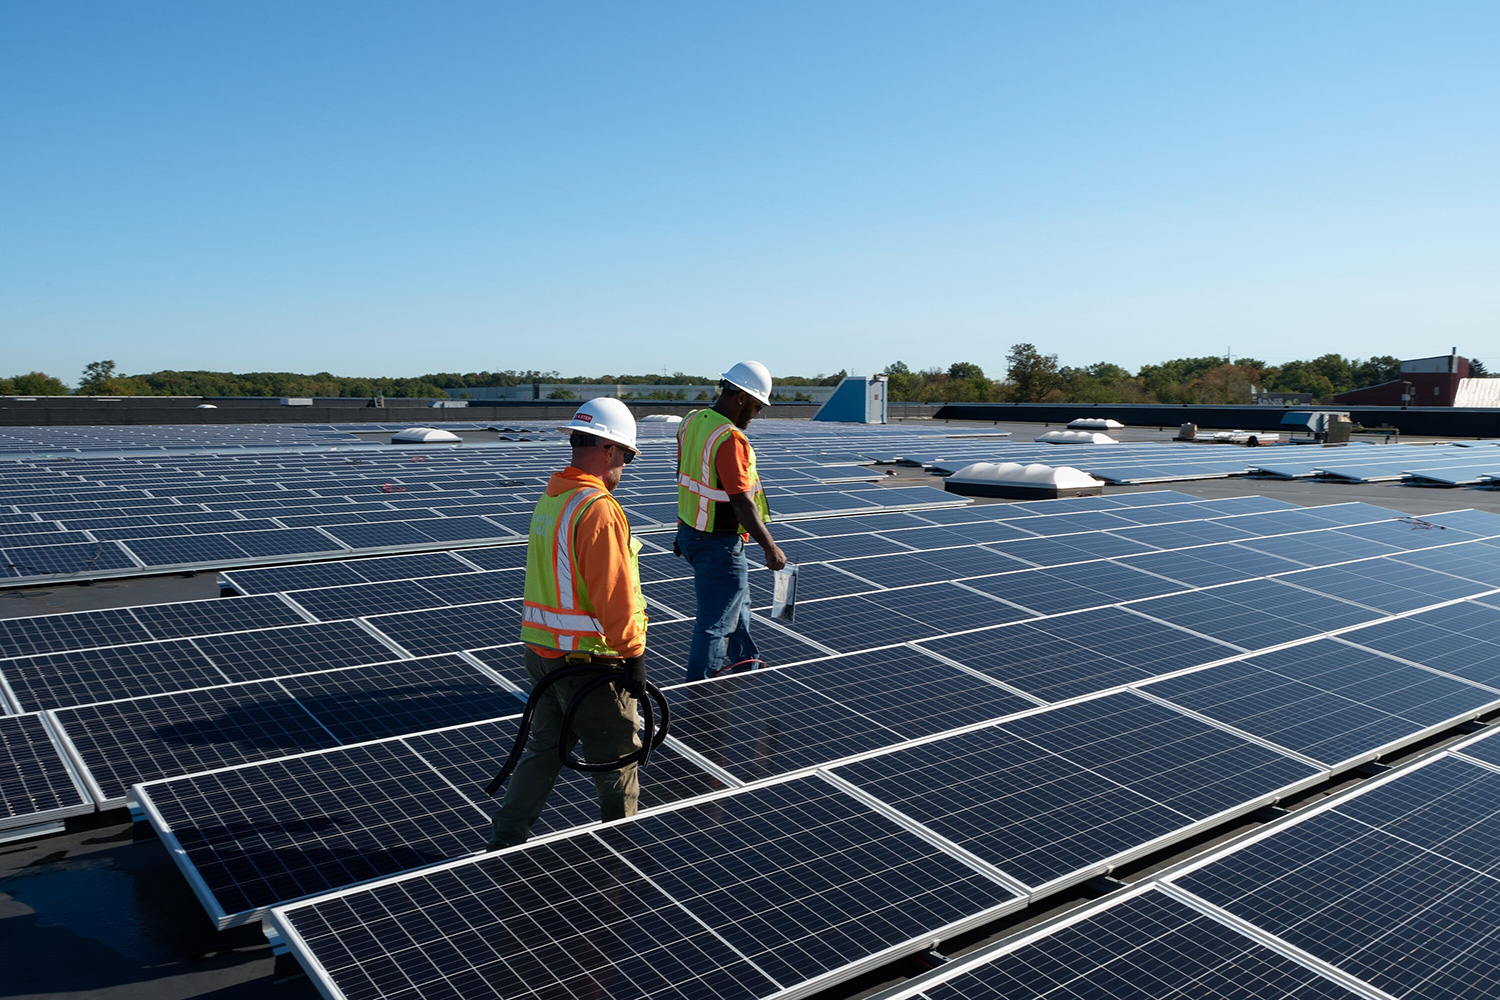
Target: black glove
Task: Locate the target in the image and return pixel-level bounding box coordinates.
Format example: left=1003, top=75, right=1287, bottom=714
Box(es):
left=620, top=654, right=647, bottom=700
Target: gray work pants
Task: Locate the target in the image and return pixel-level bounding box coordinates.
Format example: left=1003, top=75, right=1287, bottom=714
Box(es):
left=487, top=647, right=642, bottom=849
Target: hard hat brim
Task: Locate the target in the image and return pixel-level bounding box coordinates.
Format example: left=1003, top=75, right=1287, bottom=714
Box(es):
left=559, top=425, right=642, bottom=456
left=719, top=373, right=772, bottom=406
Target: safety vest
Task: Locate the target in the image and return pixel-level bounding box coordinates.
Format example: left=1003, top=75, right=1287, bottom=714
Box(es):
left=520, top=486, right=646, bottom=655
left=676, top=408, right=771, bottom=533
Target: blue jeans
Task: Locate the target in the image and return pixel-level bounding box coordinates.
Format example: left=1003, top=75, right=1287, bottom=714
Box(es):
left=677, top=523, right=760, bottom=682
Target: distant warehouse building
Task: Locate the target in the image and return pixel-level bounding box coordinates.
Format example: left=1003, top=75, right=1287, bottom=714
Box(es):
left=1333, top=350, right=1499, bottom=407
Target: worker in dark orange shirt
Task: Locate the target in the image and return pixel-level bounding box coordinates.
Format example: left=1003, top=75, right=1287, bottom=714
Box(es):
left=488, top=397, right=648, bottom=849
left=675, top=361, right=786, bottom=682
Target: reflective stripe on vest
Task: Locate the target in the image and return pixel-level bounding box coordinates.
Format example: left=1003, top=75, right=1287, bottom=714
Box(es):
left=519, top=485, right=644, bottom=654
left=675, top=409, right=770, bottom=533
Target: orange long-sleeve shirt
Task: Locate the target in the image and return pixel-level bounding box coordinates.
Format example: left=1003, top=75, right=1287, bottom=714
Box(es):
left=527, top=468, right=647, bottom=659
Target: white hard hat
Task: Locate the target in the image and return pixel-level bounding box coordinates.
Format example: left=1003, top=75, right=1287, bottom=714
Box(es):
left=720, top=360, right=773, bottom=405
left=562, top=397, right=640, bottom=455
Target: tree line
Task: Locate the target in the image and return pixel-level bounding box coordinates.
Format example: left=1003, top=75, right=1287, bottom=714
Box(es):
left=1, top=353, right=1488, bottom=404
left=0, top=362, right=849, bottom=399
left=885, top=346, right=1491, bottom=405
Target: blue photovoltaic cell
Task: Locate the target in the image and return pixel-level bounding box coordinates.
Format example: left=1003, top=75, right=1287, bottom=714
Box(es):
left=963, top=561, right=1184, bottom=616
left=918, top=889, right=1363, bottom=1000
left=1392, top=543, right=1500, bottom=588
left=414, top=570, right=525, bottom=606
left=55, top=682, right=344, bottom=802
left=772, top=648, right=1034, bottom=735
left=0, top=607, right=155, bottom=658
left=1322, top=601, right=1500, bottom=689
left=363, top=600, right=523, bottom=657
left=787, top=583, right=1031, bottom=652
left=1234, top=530, right=1401, bottom=567
left=318, top=521, right=432, bottom=549
left=1277, top=558, right=1488, bottom=613
left=619, top=617, right=827, bottom=681
left=193, top=621, right=400, bottom=682
left=831, top=547, right=1029, bottom=588
left=144, top=740, right=489, bottom=920
left=1, top=713, right=91, bottom=827
left=1460, top=730, right=1500, bottom=768
left=918, top=606, right=1239, bottom=703
left=274, top=656, right=524, bottom=743
left=132, top=594, right=308, bottom=638
left=2, top=540, right=138, bottom=577
left=285, top=580, right=446, bottom=621
left=1, top=640, right=227, bottom=711
left=278, top=834, right=781, bottom=1000
left=777, top=533, right=916, bottom=562
left=1128, top=578, right=1382, bottom=650
left=1173, top=757, right=1500, bottom=1000
left=595, top=777, right=1021, bottom=989
left=122, top=534, right=256, bottom=567
left=221, top=561, right=367, bottom=595
left=344, top=551, right=479, bottom=581
left=745, top=562, right=877, bottom=607
left=1008, top=510, right=1140, bottom=536
left=1141, top=639, right=1499, bottom=766
left=1120, top=542, right=1306, bottom=587
left=226, top=527, right=344, bottom=558
left=789, top=512, right=933, bottom=535
left=665, top=668, right=910, bottom=781
left=1108, top=520, right=1256, bottom=549
left=986, top=532, right=1158, bottom=567
left=833, top=692, right=1317, bottom=888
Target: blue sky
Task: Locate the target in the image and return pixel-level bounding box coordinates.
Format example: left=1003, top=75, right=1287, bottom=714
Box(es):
left=3, top=1, right=1496, bottom=385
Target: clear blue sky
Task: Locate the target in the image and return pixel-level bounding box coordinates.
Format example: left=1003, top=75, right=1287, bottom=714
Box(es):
left=3, top=1, right=1496, bottom=385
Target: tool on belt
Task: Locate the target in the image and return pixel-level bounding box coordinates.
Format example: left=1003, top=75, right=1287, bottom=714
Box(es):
left=484, top=651, right=670, bottom=797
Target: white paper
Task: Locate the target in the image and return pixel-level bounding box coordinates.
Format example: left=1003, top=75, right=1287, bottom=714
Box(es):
left=771, top=563, right=798, bottom=622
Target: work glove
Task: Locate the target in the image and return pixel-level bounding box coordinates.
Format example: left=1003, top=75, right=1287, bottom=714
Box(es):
left=620, top=654, right=647, bottom=700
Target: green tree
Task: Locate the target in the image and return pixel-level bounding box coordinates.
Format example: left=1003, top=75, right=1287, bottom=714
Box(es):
left=78, top=359, right=119, bottom=393
left=9, top=371, right=70, bottom=395
left=546, top=387, right=578, bottom=400
left=1005, top=343, right=1059, bottom=402
left=1470, top=358, right=1492, bottom=377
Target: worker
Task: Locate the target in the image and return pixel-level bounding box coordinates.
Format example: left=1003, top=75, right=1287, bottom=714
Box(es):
left=674, top=360, right=787, bottom=682
left=487, top=397, right=649, bottom=850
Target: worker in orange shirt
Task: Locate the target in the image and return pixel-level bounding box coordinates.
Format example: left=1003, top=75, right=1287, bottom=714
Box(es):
left=488, top=397, right=648, bottom=849
left=675, top=361, right=786, bottom=682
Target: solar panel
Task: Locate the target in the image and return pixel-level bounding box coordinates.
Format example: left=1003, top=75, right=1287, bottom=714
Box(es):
left=1, top=540, right=139, bottom=578
left=591, top=777, right=1023, bottom=990
left=0, top=606, right=154, bottom=658
left=193, top=621, right=403, bottom=682
left=273, top=656, right=524, bottom=743
left=1127, top=578, right=1384, bottom=650
left=896, top=887, right=1365, bottom=1000
left=1170, top=754, right=1500, bottom=1000
left=363, top=600, right=523, bottom=657
left=831, top=691, right=1319, bottom=891
left=450, top=544, right=530, bottom=571
left=788, top=583, right=1033, bottom=652
left=1276, top=557, right=1491, bottom=613
left=962, top=560, right=1185, bottom=616
left=917, top=606, right=1241, bottom=703
left=831, top=546, right=1031, bottom=588
left=54, top=681, right=345, bottom=805
left=1329, top=600, right=1500, bottom=689
left=285, top=579, right=449, bottom=620
left=1, top=640, right=229, bottom=711
left=777, top=533, right=917, bottom=562
left=414, top=569, right=526, bottom=606
left=986, top=532, right=1158, bottom=567
left=1140, top=638, right=1500, bottom=767
left=131, top=594, right=309, bottom=638
left=0, top=713, right=93, bottom=833
left=275, top=832, right=784, bottom=1000
left=1118, top=541, right=1307, bottom=587
left=621, top=617, right=829, bottom=681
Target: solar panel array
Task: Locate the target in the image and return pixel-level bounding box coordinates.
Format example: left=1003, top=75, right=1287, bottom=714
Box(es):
left=0, top=424, right=1001, bottom=586
left=6, top=420, right=1500, bottom=998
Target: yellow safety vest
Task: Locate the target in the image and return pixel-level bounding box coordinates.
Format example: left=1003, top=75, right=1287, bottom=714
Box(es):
left=676, top=408, right=771, bottom=533
left=520, top=485, right=646, bottom=655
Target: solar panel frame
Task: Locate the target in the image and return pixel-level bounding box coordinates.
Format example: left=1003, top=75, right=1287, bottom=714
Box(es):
left=0, top=712, right=95, bottom=834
